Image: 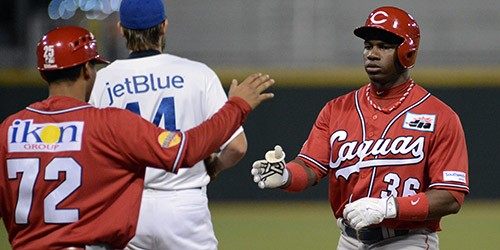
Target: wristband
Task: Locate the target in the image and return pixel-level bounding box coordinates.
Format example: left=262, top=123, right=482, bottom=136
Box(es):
left=283, top=161, right=308, bottom=192
left=396, top=192, right=429, bottom=221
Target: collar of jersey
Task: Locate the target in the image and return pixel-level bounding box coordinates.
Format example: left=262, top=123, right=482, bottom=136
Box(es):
left=26, top=96, right=93, bottom=114
left=128, top=50, right=162, bottom=59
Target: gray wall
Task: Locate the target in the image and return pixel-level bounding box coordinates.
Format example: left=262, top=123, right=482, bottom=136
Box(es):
left=164, top=0, right=500, bottom=67
left=1, top=0, right=499, bottom=69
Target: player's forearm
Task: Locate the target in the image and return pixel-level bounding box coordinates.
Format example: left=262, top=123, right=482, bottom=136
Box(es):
left=394, top=189, right=461, bottom=221
left=424, top=189, right=461, bottom=219
left=215, top=133, right=247, bottom=173
left=183, top=97, right=251, bottom=167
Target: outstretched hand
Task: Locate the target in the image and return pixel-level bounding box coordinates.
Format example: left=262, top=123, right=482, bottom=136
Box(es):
left=228, top=73, right=275, bottom=109
left=251, top=145, right=289, bottom=189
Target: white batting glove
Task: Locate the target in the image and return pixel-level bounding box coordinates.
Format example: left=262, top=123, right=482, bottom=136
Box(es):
left=251, top=145, right=289, bottom=189
left=343, top=196, right=397, bottom=230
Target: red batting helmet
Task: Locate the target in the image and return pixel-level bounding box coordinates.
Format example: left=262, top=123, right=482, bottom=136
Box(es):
left=36, top=26, right=109, bottom=71
left=354, top=6, right=420, bottom=69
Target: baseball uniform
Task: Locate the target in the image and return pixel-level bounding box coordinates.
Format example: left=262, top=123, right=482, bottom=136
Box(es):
left=0, top=95, right=250, bottom=249
left=89, top=52, right=242, bottom=249
left=250, top=6, right=467, bottom=250
left=297, top=79, right=468, bottom=246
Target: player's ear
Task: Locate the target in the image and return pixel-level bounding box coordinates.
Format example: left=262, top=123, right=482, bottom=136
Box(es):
left=161, top=19, right=168, bottom=34
left=82, top=62, right=94, bottom=80
left=117, top=21, right=125, bottom=37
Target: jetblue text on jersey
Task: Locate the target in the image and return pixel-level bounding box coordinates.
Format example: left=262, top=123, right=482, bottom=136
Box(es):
left=106, top=74, right=185, bottom=105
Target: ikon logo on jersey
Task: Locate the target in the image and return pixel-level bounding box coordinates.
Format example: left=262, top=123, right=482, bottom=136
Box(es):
left=8, top=119, right=84, bottom=152
left=402, top=112, right=436, bottom=132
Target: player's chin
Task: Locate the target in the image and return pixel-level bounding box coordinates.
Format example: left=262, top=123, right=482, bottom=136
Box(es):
left=366, top=71, right=385, bottom=82
left=368, top=74, right=388, bottom=85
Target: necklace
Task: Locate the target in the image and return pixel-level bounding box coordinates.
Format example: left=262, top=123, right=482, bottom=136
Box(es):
left=365, top=81, right=415, bottom=113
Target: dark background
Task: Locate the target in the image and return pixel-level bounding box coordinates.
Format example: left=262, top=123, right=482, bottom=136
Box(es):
left=2, top=84, right=498, bottom=201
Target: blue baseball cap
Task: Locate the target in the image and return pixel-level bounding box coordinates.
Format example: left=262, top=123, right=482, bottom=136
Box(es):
left=120, top=0, right=166, bottom=30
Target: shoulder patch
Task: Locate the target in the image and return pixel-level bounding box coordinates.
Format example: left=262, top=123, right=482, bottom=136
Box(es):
left=158, top=131, right=181, bottom=148
left=402, top=112, right=436, bottom=132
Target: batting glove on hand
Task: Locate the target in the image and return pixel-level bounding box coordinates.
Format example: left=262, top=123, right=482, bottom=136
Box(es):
left=251, top=145, right=289, bottom=189
left=343, top=196, right=397, bottom=230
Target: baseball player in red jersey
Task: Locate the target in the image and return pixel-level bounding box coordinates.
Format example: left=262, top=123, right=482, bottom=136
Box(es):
left=0, top=26, right=274, bottom=249
left=251, top=6, right=468, bottom=249
left=89, top=1, right=249, bottom=248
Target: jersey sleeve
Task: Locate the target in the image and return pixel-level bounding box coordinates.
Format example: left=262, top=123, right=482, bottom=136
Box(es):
left=88, top=70, right=106, bottom=107
left=427, top=112, right=469, bottom=194
left=182, top=97, right=250, bottom=166
left=204, top=68, right=228, bottom=118
left=104, top=108, right=187, bottom=173
left=102, top=96, right=252, bottom=173
left=204, top=67, right=244, bottom=150
left=297, top=103, right=332, bottom=178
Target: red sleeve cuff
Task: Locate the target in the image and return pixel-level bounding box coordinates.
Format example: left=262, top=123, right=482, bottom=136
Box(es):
left=228, top=96, right=252, bottom=115
left=283, top=161, right=309, bottom=192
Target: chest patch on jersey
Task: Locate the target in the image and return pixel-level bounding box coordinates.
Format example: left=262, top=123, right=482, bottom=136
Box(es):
left=402, top=112, right=436, bottom=132
left=158, top=131, right=181, bottom=148
left=443, top=171, right=467, bottom=183
left=8, top=119, right=84, bottom=152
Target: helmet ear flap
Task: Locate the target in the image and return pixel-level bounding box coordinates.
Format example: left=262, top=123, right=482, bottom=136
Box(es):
left=397, top=42, right=417, bottom=69
left=406, top=51, right=414, bottom=59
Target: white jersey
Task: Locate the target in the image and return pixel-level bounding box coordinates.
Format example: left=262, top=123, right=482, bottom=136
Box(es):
left=90, top=53, right=243, bottom=190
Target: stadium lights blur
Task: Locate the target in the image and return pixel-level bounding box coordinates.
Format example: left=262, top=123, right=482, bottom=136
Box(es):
left=48, top=0, right=121, bottom=20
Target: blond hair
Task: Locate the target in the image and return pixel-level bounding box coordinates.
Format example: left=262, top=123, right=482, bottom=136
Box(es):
left=122, top=23, right=165, bottom=51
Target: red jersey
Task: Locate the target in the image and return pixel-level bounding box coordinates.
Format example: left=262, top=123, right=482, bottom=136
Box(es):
left=297, top=80, right=469, bottom=231
left=0, top=96, right=250, bottom=249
